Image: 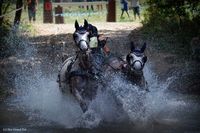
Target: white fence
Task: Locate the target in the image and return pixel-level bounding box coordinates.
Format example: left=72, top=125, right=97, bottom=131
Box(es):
left=52, top=1, right=108, bottom=8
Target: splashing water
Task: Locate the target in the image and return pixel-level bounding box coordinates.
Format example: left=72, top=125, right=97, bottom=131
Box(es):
left=90, top=64, right=177, bottom=124
left=12, top=74, right=83, bottom=128
left=11, top=63, right=178, bottom=128
left=4, top=27, right=36, bottom=58
left=4, top=28, right=200, bottom=131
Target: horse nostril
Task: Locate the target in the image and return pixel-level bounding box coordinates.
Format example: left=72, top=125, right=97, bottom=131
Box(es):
left=80, top=46, right=88, bottom=51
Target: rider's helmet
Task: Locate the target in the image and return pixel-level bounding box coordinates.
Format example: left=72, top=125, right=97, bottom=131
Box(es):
left=86, top=24, right=98, bottom=37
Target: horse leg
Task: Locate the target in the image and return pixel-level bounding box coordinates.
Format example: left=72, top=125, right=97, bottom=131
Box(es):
left=72, top=88, right=88, bottom=112
left=139, top=75, right=149, bottom=92
left=70, top=76, right=88, bottom=112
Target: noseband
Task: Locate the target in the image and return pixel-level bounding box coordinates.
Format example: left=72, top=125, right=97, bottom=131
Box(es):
left=134, top=52, right=145, bottom=69
left=131, top=60, right=144, bottom=70
left=78, top=39, right=89, bottom=49
left=128, top=51, right=146, bottom=71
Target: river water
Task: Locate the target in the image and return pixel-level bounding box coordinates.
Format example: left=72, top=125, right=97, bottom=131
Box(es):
left=0, top=29, right=200, bottom=133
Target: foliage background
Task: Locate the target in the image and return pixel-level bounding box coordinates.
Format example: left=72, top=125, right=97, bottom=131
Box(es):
left=142, top=0, right=200, bottom=57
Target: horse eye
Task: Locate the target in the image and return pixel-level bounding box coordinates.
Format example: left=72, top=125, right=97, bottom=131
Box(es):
left=129, top=55, right=134, bottom=60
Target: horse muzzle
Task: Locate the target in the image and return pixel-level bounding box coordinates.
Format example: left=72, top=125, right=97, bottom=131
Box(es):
left=79, top=40, right=89, bottom=51
left=131, top=60, right=144, bottom=71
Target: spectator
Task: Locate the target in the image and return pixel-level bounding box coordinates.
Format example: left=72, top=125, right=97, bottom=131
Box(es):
left=27, top=0, right=38, bottom=23
left=131, top=0, right=140, bottom=20
left=120, top=0, right=130, bottom=18
left=87, top=0, right=94, bottom=11
left=23, top=0, right=27, bottom=11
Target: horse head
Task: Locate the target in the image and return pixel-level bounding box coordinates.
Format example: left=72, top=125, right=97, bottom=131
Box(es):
left=73, top=19, right=90, bottom=51
left=126, top=42, right=147, bottom=72
left=73, top=20, right=92, bottom=69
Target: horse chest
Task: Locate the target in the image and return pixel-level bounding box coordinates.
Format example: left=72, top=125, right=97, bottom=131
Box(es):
left=122, top=67, right=144, bottom=85
left=78, top=54, right=92, bottom=70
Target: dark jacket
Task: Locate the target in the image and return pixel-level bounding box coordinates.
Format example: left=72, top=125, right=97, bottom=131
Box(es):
left=87, top=24, right=98, bottom=37
left=28, top=0, right=37, bottom=11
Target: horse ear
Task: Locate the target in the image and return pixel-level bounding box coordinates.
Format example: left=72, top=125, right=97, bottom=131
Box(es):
left=75, top=20, right=79, bottom=30
left=84, top=19, right=89, bottom=29
left=130, top=42, right=135, bottom=52
left=141, top=42, right=147, bottom=52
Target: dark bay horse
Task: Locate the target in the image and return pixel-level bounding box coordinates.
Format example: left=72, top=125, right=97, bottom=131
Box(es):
left=104, top=42, right=148, bottom=90
left=58, top=20, right=148, bottom=112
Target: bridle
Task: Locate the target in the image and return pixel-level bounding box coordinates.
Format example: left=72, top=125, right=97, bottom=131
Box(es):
left=73, top=29, right=90, bottom=51
left=127, top=51, right=147, bottom=72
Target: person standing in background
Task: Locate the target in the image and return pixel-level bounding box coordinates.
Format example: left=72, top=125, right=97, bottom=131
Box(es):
left=23, top=0, right=28, bottom=11
left=131, top=0, right=140, bottom=20
left=27, top=0, right=38, bottom=23
left=120, top=0, right=130, bottom=18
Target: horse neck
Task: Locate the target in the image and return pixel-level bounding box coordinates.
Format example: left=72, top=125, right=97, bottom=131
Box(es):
left=78, top=52, right=92, bottom=70
left=124, top=65, right=143, bottom=78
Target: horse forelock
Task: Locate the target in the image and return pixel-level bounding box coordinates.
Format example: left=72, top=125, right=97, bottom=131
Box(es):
left=132, top=49, right=143, bottom=55
left=75, top=26, right=87, bottom=33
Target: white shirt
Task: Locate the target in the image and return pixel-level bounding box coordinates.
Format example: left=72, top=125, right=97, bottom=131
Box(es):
left=131, top=0, right=139, bottom=7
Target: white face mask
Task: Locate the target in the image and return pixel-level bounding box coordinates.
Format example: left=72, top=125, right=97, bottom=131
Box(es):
left=89, top=37, right=98, bottom=48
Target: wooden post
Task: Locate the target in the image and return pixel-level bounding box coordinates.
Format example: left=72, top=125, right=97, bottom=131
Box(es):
left=100, top=4, right=103, bottom=10
left=43, top=0, right=53, bottom=23
left=107, top=0, right=116, bottom=22
left=97, top=5, right=100, bottom=11
left=55, top=5, right=64, bottom=24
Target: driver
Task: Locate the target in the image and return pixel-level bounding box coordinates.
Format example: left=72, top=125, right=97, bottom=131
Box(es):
left=81, top=20, right=110, bottom=79
left=84, top=20, right=110, bottom=56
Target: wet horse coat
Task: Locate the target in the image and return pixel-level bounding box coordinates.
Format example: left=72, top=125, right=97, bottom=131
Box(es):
left=58, top=52, right=103, bottom=112
left=58, top=20, right=106, bottom=111
left=104, top=42, right=148, bottom=90
left=58, top=20, right=148, bottom=112
left=58, top=42, right=148, bottom=111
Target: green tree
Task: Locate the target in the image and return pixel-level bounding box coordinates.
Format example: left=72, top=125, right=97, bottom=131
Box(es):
left=144, top=0, right=200, bottom=30
left=142, top=0, right=200, bottom=56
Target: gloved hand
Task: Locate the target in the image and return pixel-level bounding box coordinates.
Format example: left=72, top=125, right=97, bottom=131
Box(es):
left=98, top=40, right=106, bottom=48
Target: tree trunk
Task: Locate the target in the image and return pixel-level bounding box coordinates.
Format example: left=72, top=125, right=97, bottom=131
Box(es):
left=0, top=0, right=3, bottom=26
left=14, top=0, right=23, bottom=25
left=0, top=1, right=11, bottom=26
left=107, top=0, right=116, bottom=22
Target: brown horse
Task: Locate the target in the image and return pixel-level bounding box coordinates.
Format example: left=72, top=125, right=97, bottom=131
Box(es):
left=104, top=42, right=148, bottom=90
